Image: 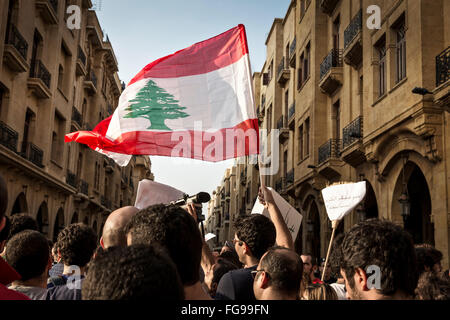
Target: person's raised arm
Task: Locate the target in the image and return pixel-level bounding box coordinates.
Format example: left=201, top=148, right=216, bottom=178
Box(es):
left=258, top=186, right=294, bottom=250
left=185, top=203, right=216, bottom=273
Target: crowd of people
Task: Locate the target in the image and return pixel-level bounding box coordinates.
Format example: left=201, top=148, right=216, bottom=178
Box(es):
left=0, top=175, right=449, bottom=300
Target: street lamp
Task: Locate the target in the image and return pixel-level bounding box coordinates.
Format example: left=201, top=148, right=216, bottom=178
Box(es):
left=398, top=155, right=411, bottom=224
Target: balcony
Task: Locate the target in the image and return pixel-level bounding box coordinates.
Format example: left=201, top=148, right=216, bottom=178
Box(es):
left=317, top=139, right=342, bottom=180
left=286, top=169, right=294, bottom=188
left=105, top=157, right=115, bottom=173
left=341, top=116, right=366, bottom=167
left=79, top=180, right=89, bottom=196
left=277, top=116, right=290, bottom=144
left=66, top=170, right=78, bottom=189
left=320, top=0, right=340, bottom=16
left=319, top=49, right=343, bottom=96
left=28, top=60, right=51, bottom=99
left=343, top=9, right=363, bottom=68
left=289, top=37, right=296, bottom=68
left=36, top=0, right=58, bottom=25
left=71, top=107, right=83, bottom=129
left=0, top=121, right=19, bottom=152
left=3, top=24, right=29, bottom=73
left=19, top=142, right=44, bottom=168
left=288, top=102, right=295, bottom=126
left=436, top=46, right=449, bottom=87
left=76, top=46, right=87, bottom=77
left=277, top=57, right=290, bottom=86
left=84, top=71, right=97, bottom=96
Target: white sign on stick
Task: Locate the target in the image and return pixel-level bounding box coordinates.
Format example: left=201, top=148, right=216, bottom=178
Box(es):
left=205, top=233, right=216, bottom=242
left=134, top=179, right=185, bottom=210
left=251, top=187, right=303, bottom=241
left=321, top=181, right=366, bottom=221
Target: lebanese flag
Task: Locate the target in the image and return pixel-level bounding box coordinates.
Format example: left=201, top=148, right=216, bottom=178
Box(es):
left=65, top=25, right=259, bottom=166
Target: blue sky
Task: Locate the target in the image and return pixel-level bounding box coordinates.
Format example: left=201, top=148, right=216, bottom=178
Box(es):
left=95, top=0, right=291, bottom=213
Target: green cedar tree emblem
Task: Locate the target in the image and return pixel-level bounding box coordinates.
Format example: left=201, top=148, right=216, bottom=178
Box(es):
left=124, top=79, right=189, bottom=130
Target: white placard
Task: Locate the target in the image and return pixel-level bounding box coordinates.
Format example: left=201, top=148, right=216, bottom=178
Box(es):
left=205, top=233, right=216, bottom=242
left=321, top=181, right=366, bottom=221
left=251, top=187, right=303, bottom=241
left=134, top=179, right=185, bottom=210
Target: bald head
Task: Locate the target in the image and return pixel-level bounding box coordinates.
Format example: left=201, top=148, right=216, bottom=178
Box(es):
left=101, top=206, right=138, bottom=249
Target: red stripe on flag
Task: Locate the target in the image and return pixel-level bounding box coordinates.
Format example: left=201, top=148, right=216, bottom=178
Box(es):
left=65, top=119, right=259, bottom=163
left=128, top=25, right=249, bottom=84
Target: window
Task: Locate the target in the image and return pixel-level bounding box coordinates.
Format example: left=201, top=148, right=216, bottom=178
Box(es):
left=395, top=18, right=406, bottom=83
left=51, top=111, right=65, bottom=164
left=298, top=53, right=304, bottom=89
left=268, top=60, right=273, bottom=83
left=333, top=16, right=340, bottom=50
left=333, top=101, right=341, bottom=140
left=285, top=90, right=289, bottom=117
left=298, top=124, right=304, bottom=161
left=283, top=150, right=288, bottom=177
left=304, top=43, right=310, bottom=81
left=22, top=109, right=34, bottom=154
left=76, top=152, right=83, bottom=179
left=305, top=118, right=310, bottom=157
left=300, top=0, right=305, bottom=20
left=377, top=39, right=387, bottom=97
left=0, top=86, right=4, bottom=118
left=57, top=65, right=64, bottom=91
left=267, top=104, right=272, bottom=133
left=94, top=161, right=99, bottom=190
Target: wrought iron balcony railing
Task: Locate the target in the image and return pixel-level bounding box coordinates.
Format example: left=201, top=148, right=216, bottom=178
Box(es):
left=286, top=169, right=294, bottom=186
left=78, top=45, right=86, bottom=66
left=90, top=71, right=97, bottom=88
left=5, top=24, right=28, bottom=61
left=436, top=46, right=450, bottom=87
left=289, top=37, right=296, bottom=60
left=0, top=121, right=19, bottom=152
left=20, top=142, right=44, bottom=167
left=288, top=103, right=295, bottom=120
left=342, top=116, right=363, bottom=149
left=30, top=60, right=51, bottom=89
left=277, top=115, right=288, bottom=129
left=71, top=107, right=83, bottom=128
left=318, top=139, right=341, bottom=165
left=277, top=57, right=288, bottom=79
left=66, top=170, right=78, bottom=188
left=320, top=49, right=343, bottom=80
left=344, top=9, right=362, bottom=49
left=80, top=180, right=89, bottom=195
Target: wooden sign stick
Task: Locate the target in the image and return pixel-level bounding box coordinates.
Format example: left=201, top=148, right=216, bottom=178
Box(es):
left=321, top=219, right=340, bottom=282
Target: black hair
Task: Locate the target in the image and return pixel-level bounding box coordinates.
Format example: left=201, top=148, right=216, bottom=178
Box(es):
left=5, top=230, right=50, bottom=281
left=328, top=233, right=345, bottom=278
left=212, top=258, right=239, bottom=285
left=233, top=214, right=276, bottom=260
left=340, top=219, right=418, bottom=297
left=219, top=250, right=242, bottom=268
left=259, top=246, right=303, bottom=296
left=415, top=244, right=443, bottom=275
left=82, top=244, right=184, bottom=300
left=415, top=271, right=450, bottom=300
left=126, top=204, right=203, bottom=286
left=8, top=214, right=38, bottom=241
left=56, top=223, right=97, bottom=267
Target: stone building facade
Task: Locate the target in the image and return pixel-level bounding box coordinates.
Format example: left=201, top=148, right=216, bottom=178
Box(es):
left=207, top=0, right=450, bottom=268
left=0, top=0, right=153, bottom=241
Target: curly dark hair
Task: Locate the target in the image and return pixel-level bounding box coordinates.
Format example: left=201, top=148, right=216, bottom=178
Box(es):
left=415, top=271, right=450, bottom=300
left=56, top=223, right=97, bottom=267
left=82, top=244, right=184, bottom=300
left=258, top=246, right=303, bottom=296
left=233, top=214, right=276, bottom=260
left=212, top=258, right=239, bottom=286
left=5, top=230, right=50, bottom=281
left=8, top=214, right=38, bottom=241
left=415, top=244, right=443, bottom=275
left=125, top=204, right=203, bottom=286
left=340, top=219, right=418, bottom=297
